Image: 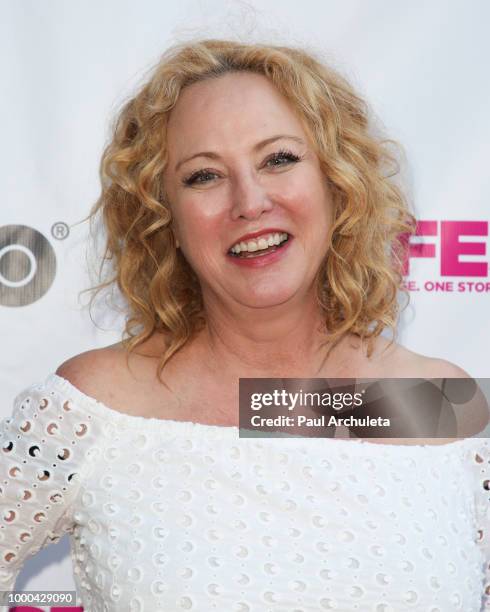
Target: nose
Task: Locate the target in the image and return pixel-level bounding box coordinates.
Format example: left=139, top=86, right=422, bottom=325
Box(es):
left=229, top=170, right=274, bottom=221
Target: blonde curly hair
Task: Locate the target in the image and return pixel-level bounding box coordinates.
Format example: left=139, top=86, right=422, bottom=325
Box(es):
left=80, top=38, right=417, bottom=386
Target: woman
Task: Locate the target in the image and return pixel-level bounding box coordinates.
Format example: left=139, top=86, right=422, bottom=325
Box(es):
left=1, top=38, right=489, bottom=610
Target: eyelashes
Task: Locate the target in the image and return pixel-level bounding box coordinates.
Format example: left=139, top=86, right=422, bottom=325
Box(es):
left=181, top=148, right=303, bottom=187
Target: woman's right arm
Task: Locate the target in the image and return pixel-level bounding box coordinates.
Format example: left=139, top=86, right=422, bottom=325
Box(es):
left=0, top=379, right=90, bottom=591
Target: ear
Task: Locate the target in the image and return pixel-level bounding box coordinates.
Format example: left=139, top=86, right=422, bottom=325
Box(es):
left=170, top=225, right=180, bottom=248
left=172, top=229, right=180, bottom=248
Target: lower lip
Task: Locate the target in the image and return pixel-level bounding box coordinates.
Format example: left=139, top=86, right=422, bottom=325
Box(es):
left=226, top=237, right=293, bottom=268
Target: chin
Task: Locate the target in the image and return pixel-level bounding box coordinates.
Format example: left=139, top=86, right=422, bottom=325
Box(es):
left=235, top=285, right=302, bottom=309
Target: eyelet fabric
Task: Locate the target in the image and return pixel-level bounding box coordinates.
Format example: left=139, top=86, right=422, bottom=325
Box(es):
left=1, top=373, right=489, bottom=611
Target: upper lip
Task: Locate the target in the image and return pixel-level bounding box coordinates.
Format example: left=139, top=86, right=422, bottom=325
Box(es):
left=227, top=228, right=291, bottom=252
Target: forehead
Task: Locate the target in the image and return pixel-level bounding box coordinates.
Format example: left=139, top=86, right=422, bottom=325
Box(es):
left=166, top=71, right=307, bottom=150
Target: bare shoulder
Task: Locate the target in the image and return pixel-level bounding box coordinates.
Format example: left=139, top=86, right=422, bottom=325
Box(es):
left=362, top=335, right=473, bottom=379
left=356, top=335, right=485, bottom=445
left=55, top=343, right=124, bottom=401
left=54, top=336, right=176, bottom=417
left=418, top=357, right=473, bottom=379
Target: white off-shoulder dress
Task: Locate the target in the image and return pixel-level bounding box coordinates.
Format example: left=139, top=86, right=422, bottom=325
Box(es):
left=1, top=373, right=490, bottom=611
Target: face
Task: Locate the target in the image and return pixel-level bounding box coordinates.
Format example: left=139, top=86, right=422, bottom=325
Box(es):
left=162, top=71, right=334, bottom=311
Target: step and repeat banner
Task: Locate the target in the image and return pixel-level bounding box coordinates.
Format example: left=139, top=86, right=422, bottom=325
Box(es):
left=1, top=0, right=489, bottom=609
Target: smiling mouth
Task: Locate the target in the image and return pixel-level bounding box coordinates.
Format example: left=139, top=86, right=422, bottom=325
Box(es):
left=228, top=233, right=291, bottom=258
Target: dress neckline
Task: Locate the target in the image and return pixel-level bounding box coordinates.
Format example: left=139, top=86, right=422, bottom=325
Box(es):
left=44, top=373, right=480, bottom=452
left=46, top=373, right=240, bottom=438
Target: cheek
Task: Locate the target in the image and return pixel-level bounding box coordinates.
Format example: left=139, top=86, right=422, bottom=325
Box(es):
left=174, top=206, right=225, bottom=269
left=287, top=190, right=332, bottom=230
left=175, top=200, right=222, bottom=240
left=307, top=181, right=333, bottom=227
left=284, top=170, right=331, bottom=214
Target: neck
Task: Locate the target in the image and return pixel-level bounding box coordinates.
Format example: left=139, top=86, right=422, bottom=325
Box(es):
left=196, top=294, right=337, bottom=379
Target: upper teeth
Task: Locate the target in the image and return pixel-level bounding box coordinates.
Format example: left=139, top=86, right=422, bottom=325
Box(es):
left=230, top=232, right=288, bottom=254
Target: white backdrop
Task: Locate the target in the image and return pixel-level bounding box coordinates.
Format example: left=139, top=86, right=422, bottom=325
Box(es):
left=1, top=0, right=489, bottom=605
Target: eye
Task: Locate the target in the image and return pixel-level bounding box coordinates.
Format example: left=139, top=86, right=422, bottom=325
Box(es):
left=181, top=148, right=302, bottom=187
left=182, top=169, right=218, bottom=186
left=265, top=149, right=301, bottom=168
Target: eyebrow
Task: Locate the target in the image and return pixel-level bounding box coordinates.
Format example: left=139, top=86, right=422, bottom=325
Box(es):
left=174, top=134, right=306, bottom=172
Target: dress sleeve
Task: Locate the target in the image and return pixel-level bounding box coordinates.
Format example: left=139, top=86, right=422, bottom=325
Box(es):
left=471, top=438, right=490, bottom=608
left=0, top=379, right=90, bottom=591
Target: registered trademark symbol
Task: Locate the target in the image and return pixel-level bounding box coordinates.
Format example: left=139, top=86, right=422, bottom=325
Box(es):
left=51, top=222, right=70, bottom=240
